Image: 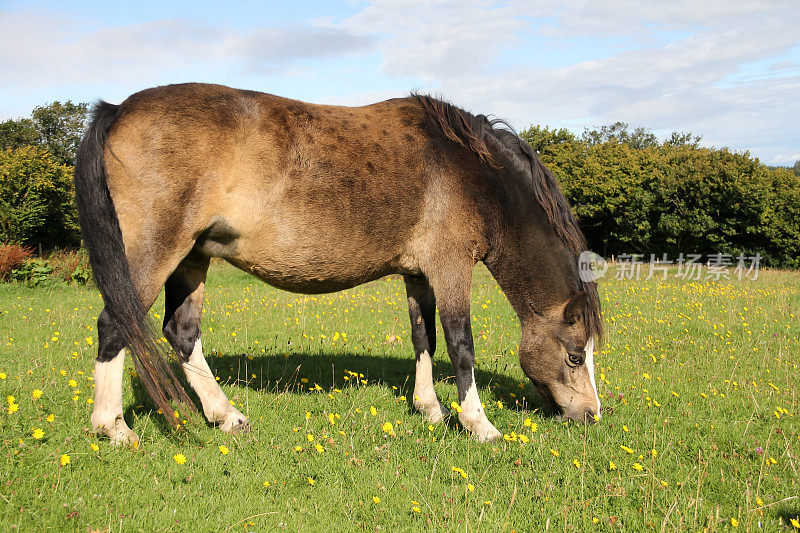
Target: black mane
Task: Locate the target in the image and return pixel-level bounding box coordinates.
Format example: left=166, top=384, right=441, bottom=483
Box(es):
left=413, top=94, right=603, bottom=342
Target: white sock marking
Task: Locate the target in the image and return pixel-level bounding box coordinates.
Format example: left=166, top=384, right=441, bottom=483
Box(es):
left=92, top=348, right=126, bottom=425
left=182, top=338, right=240, bottom=424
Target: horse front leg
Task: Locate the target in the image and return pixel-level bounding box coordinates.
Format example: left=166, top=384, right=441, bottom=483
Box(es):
left=404, top=275, right=450, bottom=423
left=431, top=271, right=502, bottom=442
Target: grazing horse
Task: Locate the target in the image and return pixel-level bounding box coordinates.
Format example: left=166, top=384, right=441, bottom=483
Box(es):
left=74, top=83, right=602, bottom=445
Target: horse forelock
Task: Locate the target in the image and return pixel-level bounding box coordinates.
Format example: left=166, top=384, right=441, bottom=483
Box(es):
left=413, top=93, right=603, bottom=343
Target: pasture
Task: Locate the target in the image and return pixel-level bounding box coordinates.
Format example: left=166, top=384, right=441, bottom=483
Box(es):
left=1, top=261, right=798, bottom=531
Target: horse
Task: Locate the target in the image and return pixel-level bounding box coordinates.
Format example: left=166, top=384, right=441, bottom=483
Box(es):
left=74, top=83, right=603, bottom=445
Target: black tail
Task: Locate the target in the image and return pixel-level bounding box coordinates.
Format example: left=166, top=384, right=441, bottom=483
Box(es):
left=74, top=101, right=194, bottom=428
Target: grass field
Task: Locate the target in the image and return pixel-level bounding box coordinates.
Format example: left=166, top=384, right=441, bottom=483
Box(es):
left=1, top=261, right=798, bottom=531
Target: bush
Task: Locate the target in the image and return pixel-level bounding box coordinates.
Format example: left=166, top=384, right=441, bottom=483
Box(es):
left=0, top=146, right=80, bottom=250
left=46, top=248, right=92, bottom=284
left=0, top=243, right=34, bottom=281
left=521, top=125, right=800, bottom=267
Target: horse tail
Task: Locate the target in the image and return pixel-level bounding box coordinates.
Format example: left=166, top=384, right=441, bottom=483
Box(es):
left=74, top=101, right=193, bottom=428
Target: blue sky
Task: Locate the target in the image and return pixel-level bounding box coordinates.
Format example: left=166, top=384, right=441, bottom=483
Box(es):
left=2, top=0, right=798, bottom=164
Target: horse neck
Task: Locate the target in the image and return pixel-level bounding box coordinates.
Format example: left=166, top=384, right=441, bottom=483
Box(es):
left=485, top=206, right=577, bottom=322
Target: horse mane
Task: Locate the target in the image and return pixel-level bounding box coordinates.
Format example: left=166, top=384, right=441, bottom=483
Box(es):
left=413, top=94, right=603, bottom=342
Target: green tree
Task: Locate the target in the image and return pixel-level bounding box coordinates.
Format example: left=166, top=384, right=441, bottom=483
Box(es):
left=0, top=101, right=88, bottom=165
left=31, top=101, right=89, bottom=166
left=0, top=118, right=38, bottom=152
left=0, top=146, right=80, bottom=249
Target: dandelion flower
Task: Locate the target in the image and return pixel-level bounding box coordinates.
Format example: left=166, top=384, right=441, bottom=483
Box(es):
left=730, top=518, right=739, bottom=527
left=573, top=459, right=580, bottom=469
left=549, top=448, right=559, bottom=457
left=8, top=403, right=18, bottom=413
left=451, top=466, right=468, bottom=478
left=609, top=461, right=617, bottom=471
left=294, top=446, right=304, bottom=452
left=372, top=496, right=380, bottom=504
left=46, top=414, right=54, bottom=423
left=173, top=453, right=186, bottom=465
left=307, top=434, right=314, bottom=442
left=467, top=484, right=475, bottom=492
left=0, top=373, right=6, bottom=379
left=789, top=517, right=799, bottom=529
left=412, top=506, right=421, bottom=513
left=32, top=428, right=44, bottom=440
left=370, top=406, right=377, bottom=416
left=32, top=389, right=42, bottom=399
left=90, top=443, right=99, bottom=452
left=632, top=463, right=643, bottom=471
left=68, top=379, right=77, bottom=388
left=60, top=454, right=70, bottom=466
left=621, top=445, right=634, bottom=454
left=307, top=477, right=314, bottom=486
left=219, top=445, right=229, bottom=455
left=314, top=443, right=324, bottom=453
left=382, top=421, right=394, bottom=434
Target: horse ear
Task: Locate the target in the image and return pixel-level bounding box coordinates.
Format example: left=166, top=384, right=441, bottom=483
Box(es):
left=563, top=291, right=589, bottom=324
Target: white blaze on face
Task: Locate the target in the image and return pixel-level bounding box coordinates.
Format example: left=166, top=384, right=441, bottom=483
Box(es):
left=585, top=336, right=601, bottom=418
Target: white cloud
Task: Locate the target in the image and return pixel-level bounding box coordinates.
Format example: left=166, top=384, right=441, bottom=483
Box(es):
left=332, top=0, right=800, bottom=163
left=0, top=10, right=373, bottom=89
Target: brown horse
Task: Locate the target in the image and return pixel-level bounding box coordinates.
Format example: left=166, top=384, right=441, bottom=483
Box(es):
left=74, top=83, right=602, bottom=445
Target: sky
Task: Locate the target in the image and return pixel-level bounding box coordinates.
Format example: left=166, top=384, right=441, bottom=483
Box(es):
left=1, top=0, right=799, bottom=164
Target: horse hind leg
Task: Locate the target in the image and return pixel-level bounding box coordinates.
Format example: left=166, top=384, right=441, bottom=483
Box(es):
left=91, top=312, right=139, bottom=446
left=163, top=251, right=249, bottom=433
left=404, top=275, right=450, bottom=423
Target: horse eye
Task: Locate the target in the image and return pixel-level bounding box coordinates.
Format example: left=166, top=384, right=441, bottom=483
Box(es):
left=568, top=353, right=584, bottom=366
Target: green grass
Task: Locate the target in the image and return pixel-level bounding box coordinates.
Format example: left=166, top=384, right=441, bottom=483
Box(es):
left=1, top=261, right=798, bottom=531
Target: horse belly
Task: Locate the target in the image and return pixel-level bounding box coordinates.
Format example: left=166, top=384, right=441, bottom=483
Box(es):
left=204, top=203, right=421, bottom=294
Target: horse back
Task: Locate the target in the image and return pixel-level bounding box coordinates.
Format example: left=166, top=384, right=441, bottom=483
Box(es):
left=102, top=83, right=486, bottom=292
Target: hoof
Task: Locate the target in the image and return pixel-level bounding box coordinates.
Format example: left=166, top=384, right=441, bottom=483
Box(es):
left=472, top=424, right=502, bottom=443
left=459, top=414, right=502, bottom=443
left=93, top=415, right=139, bottom=447
left=220, top=414, right=250, bottom=434
left=415, top=400, right=450, bottom=424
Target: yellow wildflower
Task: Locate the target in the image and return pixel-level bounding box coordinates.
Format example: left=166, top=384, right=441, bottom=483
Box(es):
left=372, top=496, right=380, bottom=504
left=219, top=445, right=229, bottom=455
left=32, top=389, right=42, bottom=399
left=60, top=454, right=70, bottom=466
left=632, top=463, right=643, bottom=471
left=32, top=428, right=44, bottom=440
left=173, top=453, right=186, bottom=465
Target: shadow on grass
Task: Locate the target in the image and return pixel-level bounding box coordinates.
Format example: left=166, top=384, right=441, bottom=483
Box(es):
left=125, top=349, right=554, bottom=438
